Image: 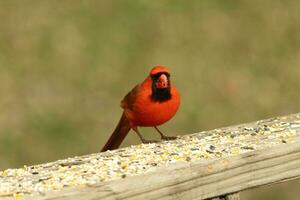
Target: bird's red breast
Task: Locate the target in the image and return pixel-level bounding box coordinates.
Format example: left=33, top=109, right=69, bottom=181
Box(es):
left=122, top=66, right=180, bottom=127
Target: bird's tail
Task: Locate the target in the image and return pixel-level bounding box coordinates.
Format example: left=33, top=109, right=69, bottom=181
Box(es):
left=101, top=112, right=131, bottom=152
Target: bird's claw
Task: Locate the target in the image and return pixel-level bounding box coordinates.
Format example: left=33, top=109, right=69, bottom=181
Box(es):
left=142, top=139, right=160, bottom=144
left=161, top=135, right=177, bottom=141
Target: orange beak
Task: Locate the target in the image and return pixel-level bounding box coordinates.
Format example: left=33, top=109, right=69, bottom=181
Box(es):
left=156, top=74, right=168, bottom=88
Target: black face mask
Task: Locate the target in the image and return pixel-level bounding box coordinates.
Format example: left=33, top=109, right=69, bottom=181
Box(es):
left=151, top=72, right=171, bottom=102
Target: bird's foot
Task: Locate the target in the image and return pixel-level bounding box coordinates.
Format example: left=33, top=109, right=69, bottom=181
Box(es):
left=161, top=135, right=177, bottom=141
left=141, top=139, right=160, bottom=144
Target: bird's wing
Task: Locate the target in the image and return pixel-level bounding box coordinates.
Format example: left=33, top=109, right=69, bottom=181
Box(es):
left=121, top=84, right=141, bottom=110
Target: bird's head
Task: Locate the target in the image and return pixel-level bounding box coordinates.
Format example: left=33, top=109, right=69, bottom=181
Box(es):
left=149, top=66, right=172, bottom=102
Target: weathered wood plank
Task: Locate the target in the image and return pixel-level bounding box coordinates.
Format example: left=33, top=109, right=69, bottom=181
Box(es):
left=1, top=113, right=300, bottom=200
left=27, top=141, right=299, bottom=200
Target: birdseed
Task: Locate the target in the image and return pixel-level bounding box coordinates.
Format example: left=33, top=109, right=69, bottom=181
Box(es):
left=0, top=113, right=300, bottom=198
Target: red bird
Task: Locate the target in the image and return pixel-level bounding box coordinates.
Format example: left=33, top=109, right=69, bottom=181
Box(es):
left=101, top=66, right=180, bottom=152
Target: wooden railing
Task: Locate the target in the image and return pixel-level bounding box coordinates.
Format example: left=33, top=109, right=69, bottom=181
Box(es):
left=1, top=113, right=300, bottom=200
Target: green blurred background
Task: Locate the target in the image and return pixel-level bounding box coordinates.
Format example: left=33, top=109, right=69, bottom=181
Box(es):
left=0, top=0, right=300, bottom=199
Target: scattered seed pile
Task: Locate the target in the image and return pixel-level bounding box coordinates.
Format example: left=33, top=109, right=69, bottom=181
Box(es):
left=1, top=114, right=300, bottom=198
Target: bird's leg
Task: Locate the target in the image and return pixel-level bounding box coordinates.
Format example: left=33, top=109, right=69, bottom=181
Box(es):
left=132, top=127, right=159, bottom=144
left=154, top=126, right=177, bottom=140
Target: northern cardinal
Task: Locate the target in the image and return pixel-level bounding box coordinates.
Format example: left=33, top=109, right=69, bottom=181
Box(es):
left=101, top=66, right=180, bottom=152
